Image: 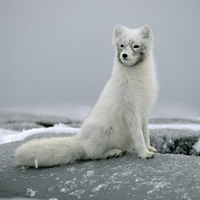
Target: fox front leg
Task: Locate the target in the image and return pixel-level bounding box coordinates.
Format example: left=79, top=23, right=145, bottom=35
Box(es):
left=125, top=110, right=155, bottom=159
left=142, top=116, right=157, bottom=153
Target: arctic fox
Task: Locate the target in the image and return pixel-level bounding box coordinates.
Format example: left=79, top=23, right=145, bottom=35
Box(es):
left=14, top=24, right=158, bottom=167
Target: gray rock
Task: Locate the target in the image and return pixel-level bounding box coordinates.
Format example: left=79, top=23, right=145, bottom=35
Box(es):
left=0, top=111, right=200, bottom=199
left=150, top=129, right=200, bottom=156
left=0, top=142, right=200, bottom=199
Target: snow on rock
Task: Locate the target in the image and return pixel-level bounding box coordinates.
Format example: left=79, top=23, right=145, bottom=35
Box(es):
left=0, top=123, right=79, bottom=145
left=26, top=188, right=37, bottom=197
left=149, top=123, right=200, bottom=131
left=193, top=139, right=200, bottom=152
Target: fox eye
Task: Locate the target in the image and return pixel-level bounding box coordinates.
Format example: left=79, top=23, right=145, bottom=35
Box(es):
left=134, top=45, right=140, bottom=48
left=120, top=44, right=124, bottom=48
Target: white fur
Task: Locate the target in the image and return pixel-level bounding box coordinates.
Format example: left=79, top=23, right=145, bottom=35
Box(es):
left=14, top=24, right=158, bottom=167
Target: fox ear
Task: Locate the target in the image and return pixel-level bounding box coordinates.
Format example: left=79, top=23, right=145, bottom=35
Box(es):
left=113, top=24, right=126, bottom=39
left=113, top=24, right=126, bottom=45
left=139, top=24, right=153, bottom=40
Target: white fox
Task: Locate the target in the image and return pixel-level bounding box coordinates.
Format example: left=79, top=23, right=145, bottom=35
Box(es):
left=14, top=24, right=158, bottom=167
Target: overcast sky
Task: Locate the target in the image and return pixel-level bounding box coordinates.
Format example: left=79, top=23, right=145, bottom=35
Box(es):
left=1, top=0, right=200, bottom=119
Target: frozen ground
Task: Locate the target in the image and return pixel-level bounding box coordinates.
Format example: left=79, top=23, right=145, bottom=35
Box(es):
left=1, top=145, right=200, bottom=200
left=0, top=111, right=200, bottom=199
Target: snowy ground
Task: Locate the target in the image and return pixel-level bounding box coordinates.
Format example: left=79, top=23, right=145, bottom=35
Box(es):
left=1, top=111, right=200, bottom=199
left=1, top=146, right=200, bottom=200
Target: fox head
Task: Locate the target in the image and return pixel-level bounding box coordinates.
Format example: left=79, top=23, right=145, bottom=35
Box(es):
left=113, top=24, right=153, bottom=67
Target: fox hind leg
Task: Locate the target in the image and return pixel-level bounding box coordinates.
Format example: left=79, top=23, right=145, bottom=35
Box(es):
left=87, top=149, right=123, bottom=160
left=102, top=149, right=123, bottom=159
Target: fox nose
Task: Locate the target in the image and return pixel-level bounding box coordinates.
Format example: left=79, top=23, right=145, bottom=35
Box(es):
left=122, top=53, right=128, bottom=59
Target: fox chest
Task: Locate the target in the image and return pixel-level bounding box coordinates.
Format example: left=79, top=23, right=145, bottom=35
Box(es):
left=113, top=78, right=153, bottom=112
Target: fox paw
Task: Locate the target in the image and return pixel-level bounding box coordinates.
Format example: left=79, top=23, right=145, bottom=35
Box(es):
left=148, top=146, right=157, bottom=153
left=106, top=149, right=123, bottom=159
left=139, top=151, right=155, bottom=159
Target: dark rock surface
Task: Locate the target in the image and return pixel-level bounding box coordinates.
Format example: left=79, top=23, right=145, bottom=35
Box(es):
left=0, top=111, right=200, bottom=199
left=151, top=128, right=200, bottom=156
left=1, top=143, right=200, bottom=200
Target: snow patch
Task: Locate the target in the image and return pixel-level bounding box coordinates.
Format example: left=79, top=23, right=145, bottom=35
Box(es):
left=0, top=123, right=79, bottom=145
left=0, top=165, right=6, bottom=172
left=86, top=170, right=94, bottom=177
left=193, top=139, right=200, bottom=152
left=147, top=181, right=171, bottom=195
left=48, top=187, right=54, bottom=192
left=149, top=124, right=200, bottom=131
left=69, top=189, right=85, bottom=199
left=25, top=188, right=37, bottom=197
left=92, top=183, right=107, bottom=193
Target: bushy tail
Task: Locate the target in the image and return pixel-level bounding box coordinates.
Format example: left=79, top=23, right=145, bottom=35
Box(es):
left=14, top=136, right=84, bottom=167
